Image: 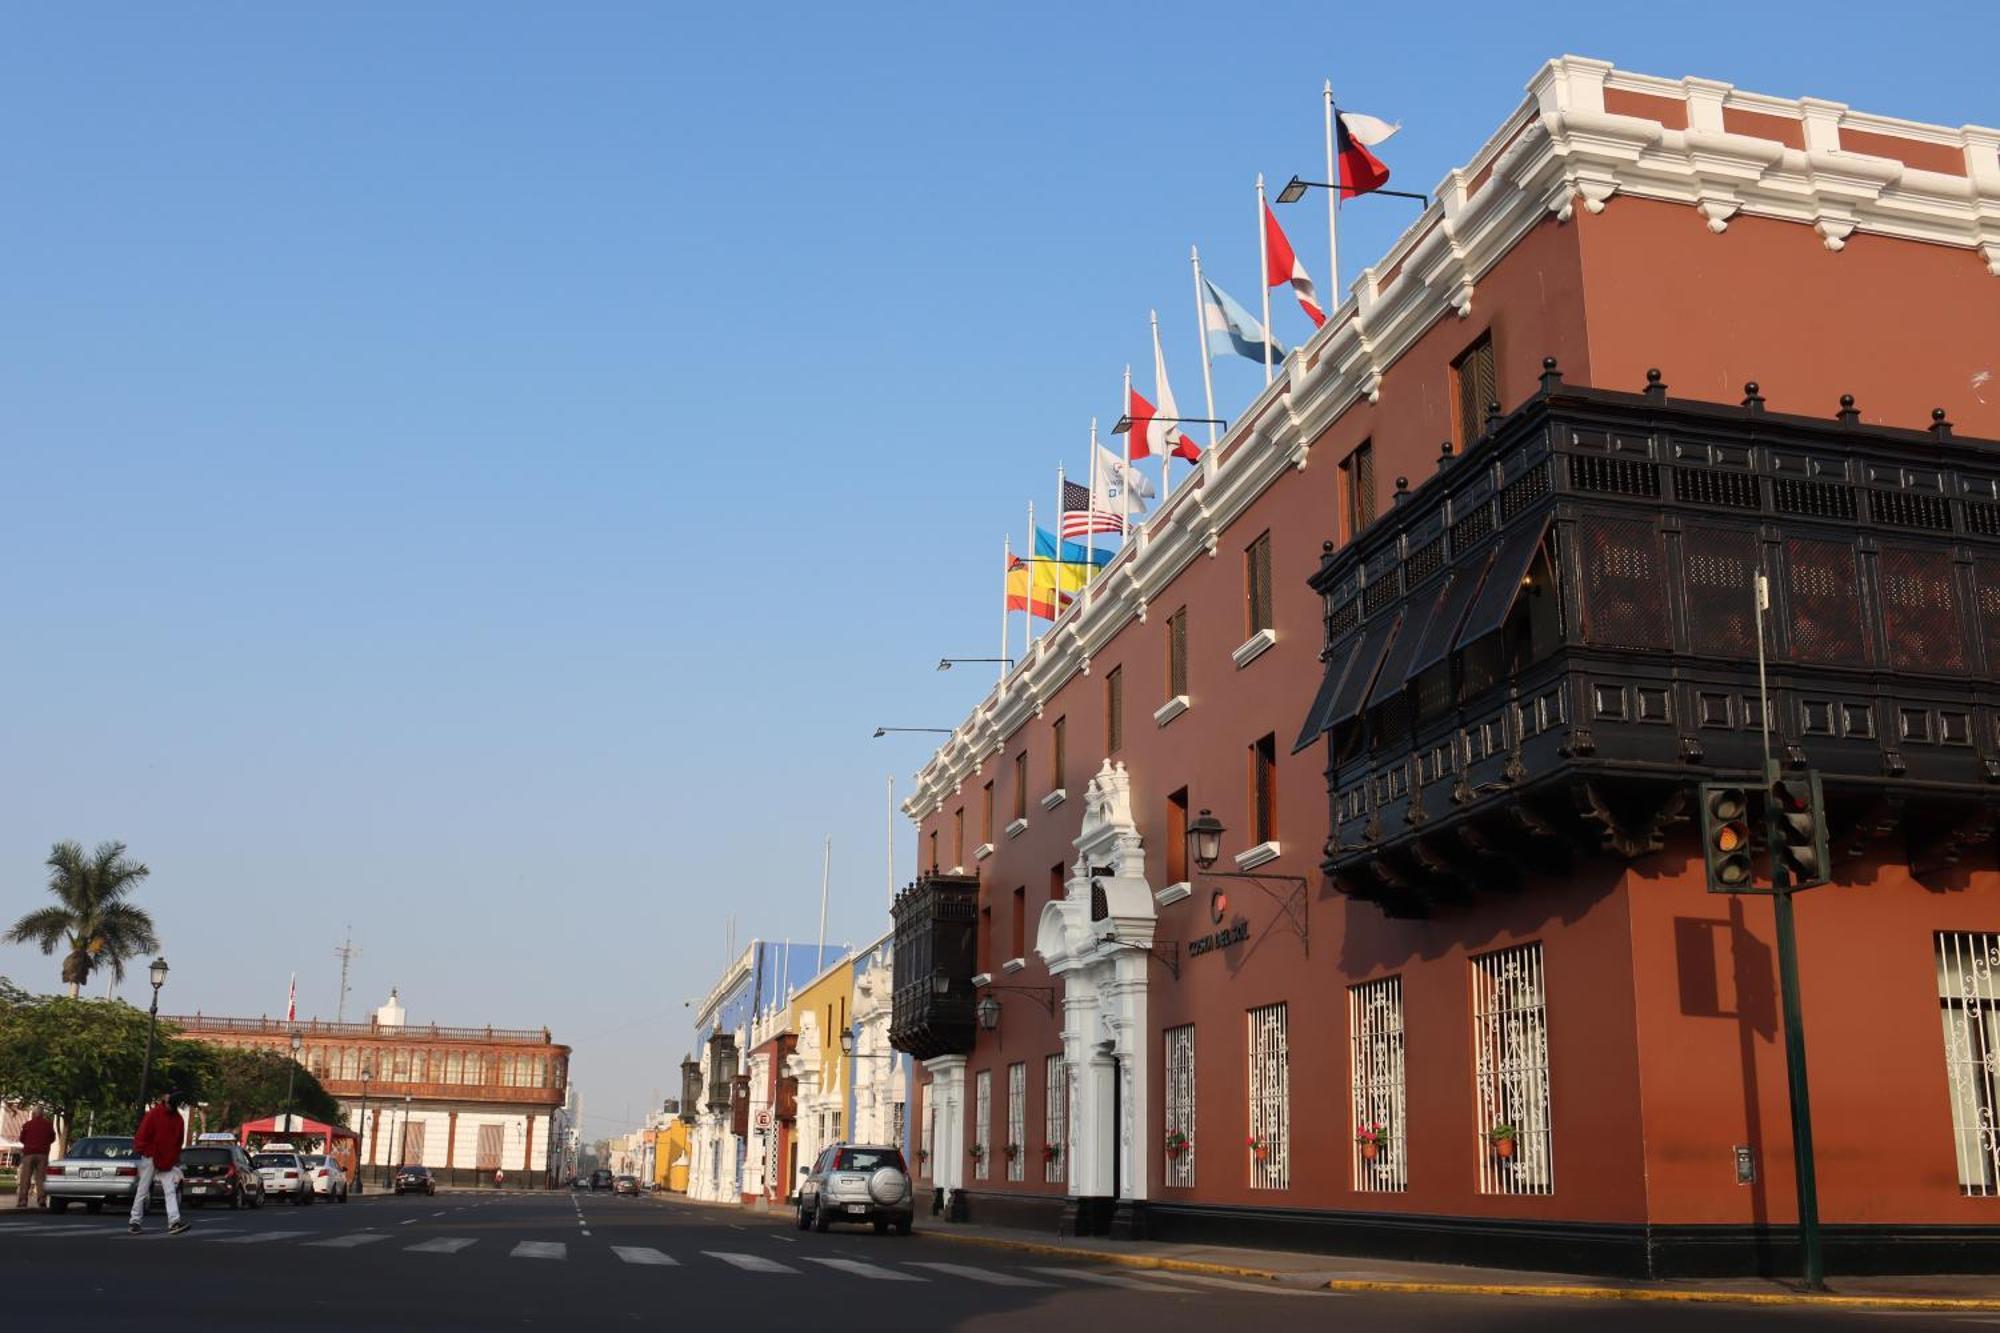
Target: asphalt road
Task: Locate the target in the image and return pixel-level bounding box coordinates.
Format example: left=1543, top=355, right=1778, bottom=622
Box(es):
left=0, top=1189, right=1988, bottom=1331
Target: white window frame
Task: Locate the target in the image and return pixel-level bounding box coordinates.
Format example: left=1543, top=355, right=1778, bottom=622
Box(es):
left=1164, top=1024, right=1196, bottom=1189
left=973, top=1069, right=992, bottom=1180
left=1349, top=976, right=1408, bottom=1192
left=1937, top=932, right=2000, bottom=1195
left=1247, top=1003, right=1289, bottom=1190
left=1005, top=1063, right=1026, bottom=1182
left=1471, top=942, right=1553, bottom=1196
left=1044, top=1055, right=1067, bottom=1184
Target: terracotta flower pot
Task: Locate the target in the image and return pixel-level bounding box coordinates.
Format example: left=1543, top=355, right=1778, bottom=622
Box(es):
left=1493, top=1136, right=1516, bottom=1160
left=1360, top=1141, right=1379, bottom=1162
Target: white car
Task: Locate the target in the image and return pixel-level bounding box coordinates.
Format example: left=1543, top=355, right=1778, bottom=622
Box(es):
left=302, top=1154, right=348, bottom=1201
left=251, top=1149, right=316, bottom=1205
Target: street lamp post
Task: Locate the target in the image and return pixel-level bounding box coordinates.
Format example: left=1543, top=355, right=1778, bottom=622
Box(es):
left=357, top=1065, right=372, bottom=1195
left=284, top=1030, right=303, bottom=1133
left=135, top=957, right=170, bottom=1116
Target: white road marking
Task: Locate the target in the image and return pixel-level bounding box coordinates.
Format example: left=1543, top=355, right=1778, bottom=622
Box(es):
left=611, top=1246, right=680, bottom=1266
left=398, top=1218, right=419, bottom=1225
left=803, top=1257, right=927, bottom=1282
left=1024, top=1266, right=1177, bottom=1291
left=905, top=1262, right=1052, bottom=1287
left=207, top=1230, right=311, bottom=1245
left=407, top=1237, right=477, bottom=1253
left=704, top=1250, right=799, bottom=1274
left=307, top=1232, right=391, bottom=1249
left=511, top=1241, right=566, bottom=1260
left=431, top=1210, right=445, bottom=1217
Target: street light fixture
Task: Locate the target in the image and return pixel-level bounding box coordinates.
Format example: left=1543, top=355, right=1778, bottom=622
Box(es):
left=1187, top=809, right=1226, bottom=872
left=136, top=957, right=170, bottom=1114
left=975, top=995, right=1001, bottom=1031
left=874, top=727, right=953, bottom=738
left=930, top=970, right=951, bottom=998
left=1111, top=413, right=1226, bottom=436
left=1273, top=173, right=1429, bottom=206
left=357, top=1064, right=373, bottom=1195
left=937, top=658, right=1014, bottom=672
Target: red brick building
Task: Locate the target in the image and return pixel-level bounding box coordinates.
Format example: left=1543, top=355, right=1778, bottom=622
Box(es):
left=891, top=56, right=2000, bottom=1276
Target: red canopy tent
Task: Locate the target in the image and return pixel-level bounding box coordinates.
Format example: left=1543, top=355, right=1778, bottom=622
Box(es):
left=236, top=1115, right=361, bottom=1181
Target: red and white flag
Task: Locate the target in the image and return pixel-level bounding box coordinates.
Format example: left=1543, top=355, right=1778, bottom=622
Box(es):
left=1336, top=110, right=1398, bottom=200
left=1149, top=318, right=1201, bottom=463
left=1263, top=201, right=1325, bottom=328
left=286, top=973, right=297, bottom=1022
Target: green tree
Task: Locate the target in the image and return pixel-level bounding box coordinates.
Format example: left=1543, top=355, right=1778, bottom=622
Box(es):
left=0, top=992, right=206, bottom=1138
left=5, top=841, right=160, bottom=997
left=188, top=1043, right=345, bottom=1132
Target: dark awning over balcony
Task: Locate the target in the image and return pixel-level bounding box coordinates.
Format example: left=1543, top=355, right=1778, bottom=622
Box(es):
left=1293, top=610, right=1401, bottom=752
left=1368, top=579, right=1453, bottom=710
left=1453, top=515, right=1549, bottom=654
left=1405, top=549, right=1495, bottom=681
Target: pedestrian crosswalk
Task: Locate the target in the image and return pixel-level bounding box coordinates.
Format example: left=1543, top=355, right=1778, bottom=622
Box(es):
left=0, top=1218, right=1197, bottom=1292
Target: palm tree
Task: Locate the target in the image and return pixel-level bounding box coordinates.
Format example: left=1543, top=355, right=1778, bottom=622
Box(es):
left=6, top=841, right=160, bottom=997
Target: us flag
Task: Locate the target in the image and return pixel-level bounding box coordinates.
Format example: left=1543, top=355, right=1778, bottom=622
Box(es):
left=1059, top=480, right=1123, bottom=539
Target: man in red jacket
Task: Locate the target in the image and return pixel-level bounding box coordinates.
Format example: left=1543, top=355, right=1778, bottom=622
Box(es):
left=128, top=1090, right=189, bottom=1235
left=14, top=1106, right=56, bottom=1209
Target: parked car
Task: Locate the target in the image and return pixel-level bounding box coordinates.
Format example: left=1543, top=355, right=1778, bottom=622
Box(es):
left=302, top=1154, right=349, bottom=1202
left=394, top=1165, right=436, bottom=1196
left=570, top=1176, right=588, bottom=1190
left=176, top=1144, right=266, bottom=1210
left=588, top=1168, right=612, bottom=1191
left=44, top=1136, right=140, bottom=1214
left=795, top=1143, right=914, bottom=1235
left=613, top=1174, right=640, bottom=1196
left=252, top=1149, right=316, bottom=1205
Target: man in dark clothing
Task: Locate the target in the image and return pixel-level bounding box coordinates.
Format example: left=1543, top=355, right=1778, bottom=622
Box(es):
left=129, top=1090, right=189, bottom=1235
left=14, top=1107, right=55, bottom=1208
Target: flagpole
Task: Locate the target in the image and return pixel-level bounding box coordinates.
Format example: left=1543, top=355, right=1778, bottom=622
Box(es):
left=1086, top=418, right=1099, bottom=580
left=1324, top=81, right=1341, bottom=303
left=1257, top=173, right=1274, bottom=386
left=1149, top=309, right=1172, bottom=502
left=1191, top=246, right=1218, bottom=454
left=1056, top=461, right=1068, bottom=604
left=1027, top=500, right=1037, bottom=638
left=1122, top=366, right=1135, bottom=534
left=1000, top=533, right=1012, bottom=683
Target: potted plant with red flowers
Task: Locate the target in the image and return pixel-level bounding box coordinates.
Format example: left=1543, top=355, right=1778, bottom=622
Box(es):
left=1163, top=1128, right=1191, bottom=1158
left=968, top=1142, right=986, bottom=1164
left=1488, top=1122, right=1519, bottom=1160
left=1003, top=1142, right=1020, bottom=1163
left=1355, top=1121, right=1387, bottom=1162
left=1042, top=1142, right=1062, bottom=1164
left=1246, top=1134, right=1269, bottom=1163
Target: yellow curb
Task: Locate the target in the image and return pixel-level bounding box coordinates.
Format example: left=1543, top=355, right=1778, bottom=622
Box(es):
left=923, top=1229, right=2000, bottom=1311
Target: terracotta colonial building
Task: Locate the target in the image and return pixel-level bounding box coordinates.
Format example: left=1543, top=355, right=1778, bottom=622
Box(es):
left=170, top=989, right=571, bottom=1188
left=893, top=56, right=2000, bottom=1277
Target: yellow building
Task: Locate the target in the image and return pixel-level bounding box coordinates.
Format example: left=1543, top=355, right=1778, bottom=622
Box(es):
left=650, top=1122, right=689, bottom=1192
left=787, top=956, right=855, bottom=1180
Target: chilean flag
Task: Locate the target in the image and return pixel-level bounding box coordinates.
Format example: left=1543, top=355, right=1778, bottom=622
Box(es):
left=1263, top=201, right=1325, bottom=328
left=1335, top=110, right=1398, bottom=200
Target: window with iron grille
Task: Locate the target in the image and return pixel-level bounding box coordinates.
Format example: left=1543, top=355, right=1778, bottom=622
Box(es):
left=1471, top=943, right=1553, bottom=1195
left=1167, top=607, right=1188, bottom=698
left=1247, top=1004, right=1289, bottom=1189
left=1579, top=516, right=1671, bottom=650
left=1013, top=751, right=1028, bottom=821
left=953, top=808, right=965, bottom=868
left=1247, top=533, right=1274, bottom=636
left=1252, top=734, right=1278, bottom=845
left=892, top=1100, right=905, bottom=1151
left=1044, top=1055, right=1068, bottom=1184
left=1786, top=538, right=1870, bottom=665
left=1106, top=667, right=1124, bottom=753
left=1051, top=716, right=1066, bottom=792
left=1349, top=977, right=1408, bottom=1192
left=1936, top=933, right=2000, bottom=1195
left=1164, top=1024, right=1196, bottom=1188
left=1004, top=1062, right=1026, bottom=1181
left=1454, top=334, right=1497, bottom=448
left=974, top=1069, right=991, bottom=1179
left=1978, top=561, right=2000, bottom=669
left=1684, top=527, right=1761, bottom=658
left=1342, top=441, right=1376, bottom=538
left=982, top=782, right=994, bottom=843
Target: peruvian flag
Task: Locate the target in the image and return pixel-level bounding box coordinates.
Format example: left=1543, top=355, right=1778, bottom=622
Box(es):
left=1336, top=110, right=1398, bottom=200
left=1263, top=201, right=1325, bottom=328
left=286, top=973, right=297, bottom=1022
left=1125, top=384, right=1199, bottom=463
left=1150, top=320, right=1201, bottom=463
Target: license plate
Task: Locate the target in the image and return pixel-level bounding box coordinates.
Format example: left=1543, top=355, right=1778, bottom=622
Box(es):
left=846, top=1204, right=868, bottom=1214
left=79, top=1168, right=102, bottom=1178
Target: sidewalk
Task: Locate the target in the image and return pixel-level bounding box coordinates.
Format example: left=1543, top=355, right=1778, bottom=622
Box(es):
left=918, top=1218, right=2000, bottom=1312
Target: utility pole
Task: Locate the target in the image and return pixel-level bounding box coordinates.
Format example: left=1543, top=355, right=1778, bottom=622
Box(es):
left=333, top=928, right=362, bottom=1025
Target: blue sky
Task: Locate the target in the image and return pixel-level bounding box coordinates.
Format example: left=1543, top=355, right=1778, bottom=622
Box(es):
left=1, top=2, right=1988, bottom=1137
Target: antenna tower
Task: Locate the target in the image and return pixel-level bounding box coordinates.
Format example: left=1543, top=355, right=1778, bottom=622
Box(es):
left=334, top=927, right=362, bottom=1023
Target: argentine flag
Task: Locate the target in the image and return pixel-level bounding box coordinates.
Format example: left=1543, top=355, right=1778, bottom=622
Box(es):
left=1202, top=276, right=1284, bottom=364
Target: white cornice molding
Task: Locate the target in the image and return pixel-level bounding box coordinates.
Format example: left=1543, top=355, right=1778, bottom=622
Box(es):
left=901, top=55, right=2000, bottom=821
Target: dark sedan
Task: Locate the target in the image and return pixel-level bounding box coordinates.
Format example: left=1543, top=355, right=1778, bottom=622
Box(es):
left=393, top=1165, right=436, bottom=1196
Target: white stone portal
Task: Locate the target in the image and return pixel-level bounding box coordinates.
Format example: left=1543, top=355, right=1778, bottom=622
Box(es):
left=1033, top=760, right=1154, bottom=1222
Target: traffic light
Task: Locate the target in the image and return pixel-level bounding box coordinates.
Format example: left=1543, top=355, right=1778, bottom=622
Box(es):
left=1770, top=773, right=1830, bottom=888
left=1700, top=783, right=1755, bottom=892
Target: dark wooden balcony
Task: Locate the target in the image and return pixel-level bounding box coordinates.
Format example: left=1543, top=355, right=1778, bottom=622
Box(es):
left=1301, top=365, right=2000, bottom=917
left=889, top=873, right=980, bottom=1060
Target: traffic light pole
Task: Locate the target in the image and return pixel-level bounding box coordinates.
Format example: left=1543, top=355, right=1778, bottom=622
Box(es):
left=1756, top=574, right=1826, bottom=1292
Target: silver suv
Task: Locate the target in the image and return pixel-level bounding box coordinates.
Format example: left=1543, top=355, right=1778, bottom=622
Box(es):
left=795, top=1143, right=913, bottom=1235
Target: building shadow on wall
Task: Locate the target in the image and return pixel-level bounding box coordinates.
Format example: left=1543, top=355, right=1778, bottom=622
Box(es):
left=1674, top=898, right=1778, bottom=1272
left=1330, top=853, right=1626, bottom=977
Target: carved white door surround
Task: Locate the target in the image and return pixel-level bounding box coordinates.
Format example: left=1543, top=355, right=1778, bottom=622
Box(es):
left=924, top=1055, right=968, bottom=1214
left=1034, top=760, right=1155, bottom=1219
